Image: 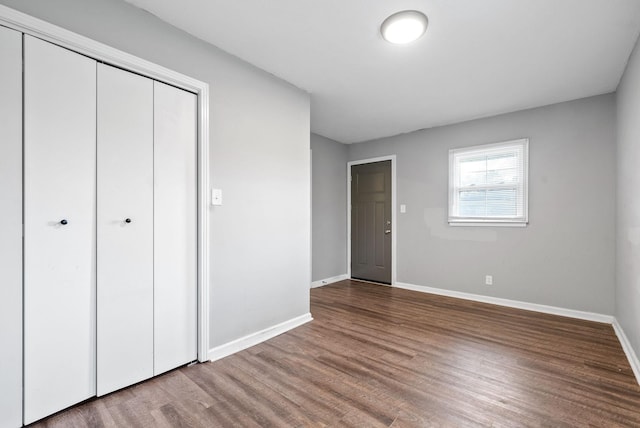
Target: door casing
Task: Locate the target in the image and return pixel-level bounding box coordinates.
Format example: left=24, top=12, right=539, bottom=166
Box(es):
left=347, top=155, right=397, bottom=285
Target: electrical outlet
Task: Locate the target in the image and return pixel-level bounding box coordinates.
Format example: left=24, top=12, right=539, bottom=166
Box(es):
left=485, top=275, right=493, bottom=285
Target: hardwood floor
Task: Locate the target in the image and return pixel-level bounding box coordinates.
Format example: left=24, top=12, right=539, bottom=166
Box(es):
left=32, top=280, right=640, bottom=427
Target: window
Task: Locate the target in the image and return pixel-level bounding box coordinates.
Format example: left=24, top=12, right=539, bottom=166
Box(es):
left=449, top=139, right=528, bottom=226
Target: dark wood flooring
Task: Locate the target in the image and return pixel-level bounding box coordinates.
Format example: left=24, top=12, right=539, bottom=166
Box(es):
left=32, top=280, right=640, bottom=427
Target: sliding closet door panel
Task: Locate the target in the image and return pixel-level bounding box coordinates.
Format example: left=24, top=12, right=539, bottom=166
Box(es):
left=24, top=35, right=97, bottom=424
left=154, top=81, right=197, bottom=374
left=97, top=63, right=154, bottom=396
left=0, top=26, right=23, bottom=428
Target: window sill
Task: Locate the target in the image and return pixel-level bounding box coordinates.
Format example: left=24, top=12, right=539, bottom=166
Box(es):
left=448, top=221, right=528, bottom=228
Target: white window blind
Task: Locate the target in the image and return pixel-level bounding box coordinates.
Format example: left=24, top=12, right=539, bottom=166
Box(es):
left=448, top=139, right=528, bottom=226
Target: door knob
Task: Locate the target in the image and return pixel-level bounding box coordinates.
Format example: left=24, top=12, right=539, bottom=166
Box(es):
left=60, top=219, right=68, bottom=225
left=385, top=229, right=391, bottom=234
left=125, top=218, right=132, bottom=224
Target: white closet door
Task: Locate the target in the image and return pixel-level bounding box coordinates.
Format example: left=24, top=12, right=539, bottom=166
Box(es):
left=97, top=64, right=154, bottom=396
left=154, top=81, right=198, bottom=374
left=0, top=26, right=23, bottom=428
left=23, top=35, right=97, bottom=424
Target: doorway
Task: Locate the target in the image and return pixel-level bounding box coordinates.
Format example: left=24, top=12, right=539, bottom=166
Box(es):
left=347, top=156, right=396, bottom=285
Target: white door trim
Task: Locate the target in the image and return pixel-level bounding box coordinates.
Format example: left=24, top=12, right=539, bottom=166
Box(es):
left=0, top=4, right=211, bottom=362
left=347, top=155, right=397, bottom=285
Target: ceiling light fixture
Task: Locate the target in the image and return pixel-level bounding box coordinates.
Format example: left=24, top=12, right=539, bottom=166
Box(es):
left=380, top=10, right=428, bottom=44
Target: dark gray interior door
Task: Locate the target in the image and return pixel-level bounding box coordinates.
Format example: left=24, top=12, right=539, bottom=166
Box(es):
left=351, top=160, right=391, bottom=284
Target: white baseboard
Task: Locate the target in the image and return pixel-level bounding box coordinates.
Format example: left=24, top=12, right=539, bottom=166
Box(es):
left=394, top=282, right=614, bottom=324
left=311, top=273, right=349, bottom=288
left=207, top=313, right=313, bottom=361
left=612, top=318, right=640, bottom=385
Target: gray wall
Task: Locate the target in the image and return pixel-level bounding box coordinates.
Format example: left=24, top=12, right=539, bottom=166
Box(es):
left=616, top=35, right=640, bottom=358
left=0, top=0, right=311, bottom=347
left=311, top=133, right=348, bottom=281
left=349, top=94, right=616, bottom=315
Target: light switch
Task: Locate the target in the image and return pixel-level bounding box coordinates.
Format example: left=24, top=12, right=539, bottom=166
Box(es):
left=400, top=204, right=406, bottom=213
left=211, top=188, right=222, bottom=206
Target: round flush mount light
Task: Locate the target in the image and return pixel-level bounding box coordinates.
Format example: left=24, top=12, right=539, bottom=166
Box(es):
left=380, top=10, right=428, bottom=44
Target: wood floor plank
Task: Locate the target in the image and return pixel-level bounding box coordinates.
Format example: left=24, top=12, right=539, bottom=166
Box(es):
left=29, top=280, right=640, bottom=427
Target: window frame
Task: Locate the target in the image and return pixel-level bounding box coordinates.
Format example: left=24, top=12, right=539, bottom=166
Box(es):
left=448, top=138, right=529, bottom=227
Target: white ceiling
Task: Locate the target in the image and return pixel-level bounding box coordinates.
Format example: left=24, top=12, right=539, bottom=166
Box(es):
left=124, top=0, right=640, bottom=143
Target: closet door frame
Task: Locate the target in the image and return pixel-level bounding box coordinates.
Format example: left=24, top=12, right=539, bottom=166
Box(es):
left=0, top=25, right=24, bottom=428
left=0, top=5, right=211, bottom=362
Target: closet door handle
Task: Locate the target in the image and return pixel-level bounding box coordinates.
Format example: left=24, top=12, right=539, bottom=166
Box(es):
left=125, top=218, right=132, bottom=224
left=60, top=219, right=68, bottom=225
